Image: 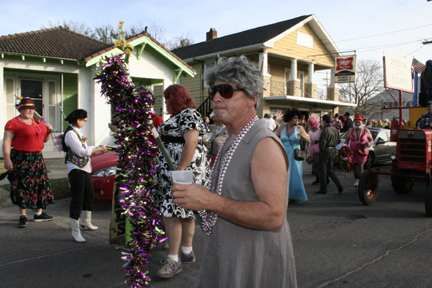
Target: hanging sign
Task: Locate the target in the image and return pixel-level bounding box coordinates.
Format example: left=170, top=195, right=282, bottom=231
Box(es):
left=335, top=56, right=357, bottom=83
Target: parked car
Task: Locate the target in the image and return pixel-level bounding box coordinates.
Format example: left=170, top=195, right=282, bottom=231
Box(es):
left=335, top=127, right=396, bottom=169
left=90, top=152, right=118, bottom=202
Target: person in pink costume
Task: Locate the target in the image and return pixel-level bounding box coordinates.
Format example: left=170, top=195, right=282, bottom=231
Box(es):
left=344, top=114, right=373, bottom=187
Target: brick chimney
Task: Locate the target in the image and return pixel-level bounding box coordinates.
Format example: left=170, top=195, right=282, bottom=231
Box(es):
left=206, top=28, right=217, bottom=41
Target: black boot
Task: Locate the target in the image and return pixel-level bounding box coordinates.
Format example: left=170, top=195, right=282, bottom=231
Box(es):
left=312, top=175, right=319, bottom=185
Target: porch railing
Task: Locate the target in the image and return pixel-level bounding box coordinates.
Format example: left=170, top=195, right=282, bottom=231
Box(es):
left=270, top=80, right=285, bottom=96
left=197, top=97, right=213, bottom=119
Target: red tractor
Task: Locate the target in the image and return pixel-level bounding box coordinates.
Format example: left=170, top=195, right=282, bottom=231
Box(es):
left=358, top=104, right=432, bottom=217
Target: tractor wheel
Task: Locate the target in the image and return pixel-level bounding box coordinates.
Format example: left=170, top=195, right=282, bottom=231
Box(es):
left=364, top=152, right=375, bottom=170
left=358, top=169, right=379, bottom=205
left=391, top=175, right=414, bottom=194
left=425, top=183, right=432, bottom=217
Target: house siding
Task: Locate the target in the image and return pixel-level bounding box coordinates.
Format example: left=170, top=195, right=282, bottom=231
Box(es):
left=153, top=85, right=164, bottom=116
left=62, top=73, right=78, bottom=131
left=180, top=62, right=204, bottom=107
left=269, top=24, right=334, bottom=68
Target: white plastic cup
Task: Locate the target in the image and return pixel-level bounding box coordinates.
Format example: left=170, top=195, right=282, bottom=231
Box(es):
left=171, top=170, right=193, bottom=185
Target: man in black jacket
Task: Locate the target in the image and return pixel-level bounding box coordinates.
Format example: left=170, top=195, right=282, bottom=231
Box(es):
left=341, top=112, right=353, bottom=133
left=316, top=114, right=343, bottom=195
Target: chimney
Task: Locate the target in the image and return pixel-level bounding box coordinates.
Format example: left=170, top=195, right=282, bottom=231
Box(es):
left=206, top=28, right=217, bottom=41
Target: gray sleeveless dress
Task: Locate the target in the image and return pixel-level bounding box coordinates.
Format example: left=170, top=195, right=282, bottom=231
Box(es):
left=195, top=120, right=297, bottom=288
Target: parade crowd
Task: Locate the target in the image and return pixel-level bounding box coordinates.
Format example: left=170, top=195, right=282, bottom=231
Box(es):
left=2, top=55, right=393, bottom=288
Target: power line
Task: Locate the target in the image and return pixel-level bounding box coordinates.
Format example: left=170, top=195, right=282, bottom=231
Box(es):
left=329, top=0, right=424, bottom=39
left=335, top=24, right=432, bottom=43
left=395, top=0, right=432, bottom=23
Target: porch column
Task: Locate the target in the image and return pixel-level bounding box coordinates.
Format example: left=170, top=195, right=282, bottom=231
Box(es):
left=257, top=51, right=271, bottom=118
left=287, top=58, right=300, bottom=96
left=290, top=59, right=298, bottom=80
left=307, top=63, right=314, bottom=83
left=327, top=67, right=340, bottom=101
left=258, top=51, right=271, bottom=77
left=0, top=62, right=4, bottom=137
left=161, top=84, right=167, bottom=121
left=305, top=63, right=317, bottom=99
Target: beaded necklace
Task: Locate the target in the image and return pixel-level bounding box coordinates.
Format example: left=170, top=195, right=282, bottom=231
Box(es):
left=19, top=115, right=41, bottom=133
left=202, top=115, right=259, bottom=235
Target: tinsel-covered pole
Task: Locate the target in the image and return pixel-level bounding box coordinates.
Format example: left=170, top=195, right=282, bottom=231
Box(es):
left=94, top=54, right=165, bottom=287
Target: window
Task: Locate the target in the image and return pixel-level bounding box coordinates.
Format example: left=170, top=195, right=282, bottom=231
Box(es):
left=379, top=131, right=390, bottom=142
left=203, top=61, right=216, bottom=88
left=298, top=71, right=305, bottom=97
left=297, top=32, right=313, bottom=49
left=5, top=78, right=16, bottom=120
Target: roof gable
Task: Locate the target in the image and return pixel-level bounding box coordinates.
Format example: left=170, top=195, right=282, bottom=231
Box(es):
left=172, top=14, right=340, bottom=61
left=172, top=15, right=311, bottom=60
left=85, top=30, right=195, bottom=75
left=0, top=27, right=110, bottom=61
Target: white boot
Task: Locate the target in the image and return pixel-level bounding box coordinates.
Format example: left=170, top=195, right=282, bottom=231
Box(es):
left=80, top=210, right=98, bottom=230
left=71, top=218, right=86, bottom=243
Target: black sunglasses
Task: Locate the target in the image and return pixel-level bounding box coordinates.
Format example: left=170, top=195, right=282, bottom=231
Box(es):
left=208, top=84, right=245, bottom=100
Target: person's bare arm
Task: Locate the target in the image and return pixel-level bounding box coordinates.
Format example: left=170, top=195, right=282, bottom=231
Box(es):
left=43, top=124, right=53, bottom=142
left=297, top=125, right=311, bottom=143
left=2, top=130, right=14, bottom=171
left=172, top=137, right=288, bottom=231
left=366, top=129, right=374, bottom=144
left=275, top=123, right=286, bottom=138
left=177, top=129, right=199, bottom=170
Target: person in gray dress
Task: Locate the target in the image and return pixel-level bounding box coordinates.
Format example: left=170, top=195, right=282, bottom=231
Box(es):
left=172, top=56, right=297, bottom=288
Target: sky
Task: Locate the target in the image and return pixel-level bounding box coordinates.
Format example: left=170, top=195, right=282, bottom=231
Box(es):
left=1, top=0, right=431, bottom=91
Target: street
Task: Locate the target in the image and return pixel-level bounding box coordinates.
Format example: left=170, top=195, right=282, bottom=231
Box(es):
left=0, top=160, right=431, bottom=288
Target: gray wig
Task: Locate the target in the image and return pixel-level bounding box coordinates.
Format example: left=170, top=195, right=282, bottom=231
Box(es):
left=205, top=56, right=263, bottom=106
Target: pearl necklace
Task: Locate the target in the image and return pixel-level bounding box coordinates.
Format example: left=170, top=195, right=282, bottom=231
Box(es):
left=202, top=115, right=259, bottom=235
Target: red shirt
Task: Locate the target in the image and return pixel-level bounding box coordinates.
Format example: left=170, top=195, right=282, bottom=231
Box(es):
left=5, top=117, right=48, bottom=151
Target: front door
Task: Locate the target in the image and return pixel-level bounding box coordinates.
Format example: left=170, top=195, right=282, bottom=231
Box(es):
left=21, top=79, right=43, bottom=116
left=4, top=73, right=60, bottom=131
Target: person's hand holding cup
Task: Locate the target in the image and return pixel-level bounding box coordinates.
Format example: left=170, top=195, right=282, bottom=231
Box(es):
left=171, top=170, right=193, bottom=186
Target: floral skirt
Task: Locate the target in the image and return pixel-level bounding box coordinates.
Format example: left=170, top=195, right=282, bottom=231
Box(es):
left=9, top=149, right=55, bottom=209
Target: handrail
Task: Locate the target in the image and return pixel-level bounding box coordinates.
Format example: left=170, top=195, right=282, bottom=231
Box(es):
left=197, top=96, right=213, bottom=120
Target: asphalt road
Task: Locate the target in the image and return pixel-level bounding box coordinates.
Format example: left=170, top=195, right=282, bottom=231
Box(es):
left=0, top=160, right=431, bottom=288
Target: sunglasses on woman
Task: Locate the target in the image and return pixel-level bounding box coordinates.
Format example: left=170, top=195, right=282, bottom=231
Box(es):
left=208, top=84, right=246, bottom=100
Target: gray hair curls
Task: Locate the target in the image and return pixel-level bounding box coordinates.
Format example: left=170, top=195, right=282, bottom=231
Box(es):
left=205, top=56, right=263, bottom=106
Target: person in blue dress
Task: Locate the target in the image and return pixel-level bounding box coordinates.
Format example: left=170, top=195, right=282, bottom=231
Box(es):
left=276, top=109, right=310, bottom=203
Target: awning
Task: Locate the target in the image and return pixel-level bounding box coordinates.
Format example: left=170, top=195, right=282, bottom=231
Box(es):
left=264, top=95, right=357, bottom=107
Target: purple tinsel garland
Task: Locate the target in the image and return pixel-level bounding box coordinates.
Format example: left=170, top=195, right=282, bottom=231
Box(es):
left=94, top=54, right=164, bottom=287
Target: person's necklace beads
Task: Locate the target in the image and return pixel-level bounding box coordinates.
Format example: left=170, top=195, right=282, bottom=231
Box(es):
left=202, top=115, right=259, bottom=236
left=19, top=115, right=41, bottom=133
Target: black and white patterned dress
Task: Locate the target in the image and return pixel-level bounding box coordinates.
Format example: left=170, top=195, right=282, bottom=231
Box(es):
left=153, top=107, right=209, bottom=218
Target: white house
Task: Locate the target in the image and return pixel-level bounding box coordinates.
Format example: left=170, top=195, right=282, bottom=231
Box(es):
left=0, top=27, right=195, bottom=158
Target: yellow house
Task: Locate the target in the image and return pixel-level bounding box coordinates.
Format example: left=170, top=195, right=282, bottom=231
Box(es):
left=172, top=14, right=356, bottom=120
